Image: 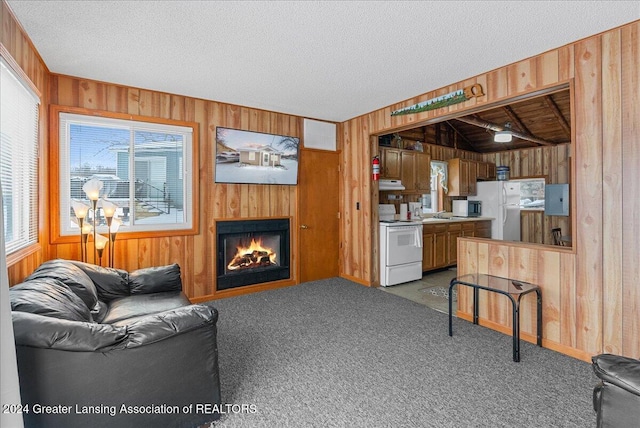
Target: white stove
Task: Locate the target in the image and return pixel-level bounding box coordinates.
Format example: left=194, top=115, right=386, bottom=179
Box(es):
left=379, top=205, right=423, bottom=287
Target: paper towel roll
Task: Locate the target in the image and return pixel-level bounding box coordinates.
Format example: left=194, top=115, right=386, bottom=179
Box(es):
left=399, top=203, right=408, bottom=220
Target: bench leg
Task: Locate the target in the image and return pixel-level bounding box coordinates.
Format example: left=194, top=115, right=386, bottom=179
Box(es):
left=510, top=296, right=520, bottom=362
left=448, top=281, right=456, bottom=336
left=536, top=290, right=542, bottom=347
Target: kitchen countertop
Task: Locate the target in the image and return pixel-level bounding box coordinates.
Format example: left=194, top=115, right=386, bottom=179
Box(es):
left=385, top=216, right=494, bottom=225
left=419, top=216, right=494, bottom=225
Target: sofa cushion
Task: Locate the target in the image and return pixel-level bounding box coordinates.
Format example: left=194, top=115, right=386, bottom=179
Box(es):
left=68, top=260, right=130, bottom=302
left=26, top=259, right=98, bottom=309
left=102, top=291, right=191, bottom=324
left=129, top=263, right=182, bottom=295
left=10, top=278, right=92, bottom=322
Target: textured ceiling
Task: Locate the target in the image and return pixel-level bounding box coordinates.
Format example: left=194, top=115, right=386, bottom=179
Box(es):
left=7, top=1, right=639, bottom=122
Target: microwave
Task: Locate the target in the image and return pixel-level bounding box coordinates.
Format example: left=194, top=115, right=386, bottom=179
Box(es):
left=452, top=200, right=481, bottom=217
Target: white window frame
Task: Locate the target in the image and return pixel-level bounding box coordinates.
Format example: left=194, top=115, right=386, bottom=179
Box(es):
left=54, top=107, right=198, bottom=239
left=1, top=54, right=40, bottom=256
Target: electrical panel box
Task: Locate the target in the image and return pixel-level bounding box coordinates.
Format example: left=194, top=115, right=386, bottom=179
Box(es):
left=545, top=184, right=569, bottom=216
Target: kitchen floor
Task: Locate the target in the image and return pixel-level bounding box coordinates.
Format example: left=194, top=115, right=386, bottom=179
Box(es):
left=380, top=267, right=459, bottom=314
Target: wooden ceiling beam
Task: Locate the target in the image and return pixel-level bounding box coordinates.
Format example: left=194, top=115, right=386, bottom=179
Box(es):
left=444, top=120, right=477, bottom=151
left=501, top=106, right=533, bottom=135
left=454, top=116, right=556, bottom=146
left=544, top=95, right=572, bottom=139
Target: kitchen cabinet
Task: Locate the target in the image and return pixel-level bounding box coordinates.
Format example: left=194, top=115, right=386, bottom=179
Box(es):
left=476, top=161, right=496, bottom=181
left=422, top=224, right=448, bottom=271
left=401, top=151, right=431, bottom=193
left=422, top=231, right=435, bottom=271
left=434, top=230, right=447, bottom=268
left=448, top=158, right=476, bottom=196
left=475, top=220, right=491, bottom=238
left=448, top=159, right=496, bottom=196
left=422, top=220, right=493, bottom=272
left=380, top=147, right=401, bottom=179
left=446, top=223, right=462, bottom=265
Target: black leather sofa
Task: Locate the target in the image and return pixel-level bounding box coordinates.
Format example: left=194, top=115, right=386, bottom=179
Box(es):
left=10, top=259, right=221, bottom=428
left=592, top=353, right=640, bottom=428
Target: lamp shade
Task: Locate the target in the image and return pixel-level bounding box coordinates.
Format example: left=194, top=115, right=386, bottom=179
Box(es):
left=94, top=234, right=108, bottom=250
left=110, top=217, right=122, bottom=234
left=81, top=223, right=93, bottom=235
left=71, top=200, right=89, bottom=219
left=101, top=199, right=117, bottom=218
left=494, top=122, right=513, bottom=143
left=494, top=130, right=513, bottom=143
left=82, top=178, right=103, bottom=201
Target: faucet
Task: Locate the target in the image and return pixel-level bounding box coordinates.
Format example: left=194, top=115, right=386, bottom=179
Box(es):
left=433, top=210, right=446, bottom=219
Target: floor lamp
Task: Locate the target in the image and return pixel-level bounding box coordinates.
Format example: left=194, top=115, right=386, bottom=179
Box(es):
left=72, top=178, right=120, bottom=267
left=71, top=200, right=89, bottom=262
left=82, top=178, right=102, bottom=264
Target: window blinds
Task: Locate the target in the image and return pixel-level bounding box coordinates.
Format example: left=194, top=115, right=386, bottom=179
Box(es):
left=0, top=57, right=40, bottom=254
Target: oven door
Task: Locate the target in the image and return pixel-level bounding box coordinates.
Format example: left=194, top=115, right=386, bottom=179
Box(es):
left=385, top=225, right=423, bottom=266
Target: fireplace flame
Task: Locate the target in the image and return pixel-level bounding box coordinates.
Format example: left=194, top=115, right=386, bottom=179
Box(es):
left=227, top=238, right=277, bottom=271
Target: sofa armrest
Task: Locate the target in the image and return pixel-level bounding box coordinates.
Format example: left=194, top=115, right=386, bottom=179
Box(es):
left=12, top=311, right=127, bottom=351
left=592, top=354, right=640, bottom=397
left=119, top=304, right=218, bottom=349
left=128, top=263, right=182, bottom=295
left=15, top=305, right=221, bottom=428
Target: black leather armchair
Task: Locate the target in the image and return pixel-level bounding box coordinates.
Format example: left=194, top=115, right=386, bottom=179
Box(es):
left=592, top=353, right=640, bottom=428
left=10, top=259, right=221, bottom=428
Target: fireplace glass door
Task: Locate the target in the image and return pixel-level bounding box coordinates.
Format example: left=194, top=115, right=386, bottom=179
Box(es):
left=216, top=218, right=290, bottom=290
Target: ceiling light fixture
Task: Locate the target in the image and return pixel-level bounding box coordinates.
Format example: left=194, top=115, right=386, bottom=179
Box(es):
left=494, top=122, right=513, bottom=143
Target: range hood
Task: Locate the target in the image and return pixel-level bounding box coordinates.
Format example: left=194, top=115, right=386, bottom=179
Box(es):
left=379, top=179, right=405, bottom=191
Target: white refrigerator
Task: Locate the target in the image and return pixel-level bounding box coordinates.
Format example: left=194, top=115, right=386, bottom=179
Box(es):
left=469, top=181, right=521, bottom=241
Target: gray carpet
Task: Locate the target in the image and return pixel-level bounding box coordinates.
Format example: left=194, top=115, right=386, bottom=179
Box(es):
left=203, top=277, right=596, bottom=427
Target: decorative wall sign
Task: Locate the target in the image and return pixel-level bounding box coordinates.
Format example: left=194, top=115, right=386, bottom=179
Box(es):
left=391, top=84, right=485, bottom=116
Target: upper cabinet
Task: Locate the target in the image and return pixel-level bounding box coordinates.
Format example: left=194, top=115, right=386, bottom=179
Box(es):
left=448, top=158, right=495, bottom=196
left=401, top=151, right=431, bottom=193
left=379, top=147, right=431, bottom=193
left=379, top=147, right=401, bottom=179
left=448, top=158, right=475, bottom=196
left=476, top=161, right=496, bottom=181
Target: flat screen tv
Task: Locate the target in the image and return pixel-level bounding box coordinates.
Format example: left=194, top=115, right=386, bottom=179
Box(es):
left=215, top=127, right=300, bottom=185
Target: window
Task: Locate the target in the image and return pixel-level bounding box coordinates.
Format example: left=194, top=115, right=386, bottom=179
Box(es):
left=1, top=56, right=40, bottom=255
left=429, top=161, right=448, bottom=213
left=53, top=107, right=198, bottom=238
left=513, top=178, right=546, bottom=210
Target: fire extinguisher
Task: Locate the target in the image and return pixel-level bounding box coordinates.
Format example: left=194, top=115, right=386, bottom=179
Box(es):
left=372, top=155, right=380, bottom=181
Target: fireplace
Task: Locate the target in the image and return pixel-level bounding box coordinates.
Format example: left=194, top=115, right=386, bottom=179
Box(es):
left=216, top=218, right=290, bottom=290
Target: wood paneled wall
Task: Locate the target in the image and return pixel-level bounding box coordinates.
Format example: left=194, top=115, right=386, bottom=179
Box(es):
left=47, top=75, right=301, bottom=299
left=340, top=21, right=640, bottom=359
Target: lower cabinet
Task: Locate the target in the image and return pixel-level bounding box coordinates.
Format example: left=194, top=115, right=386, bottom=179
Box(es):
left=422, top=224, right=447, bottom=271
left=422, top=220, right=492, bottom=272
left=422, top=232, right=435, bottom=271
left=446, top=223, right=462, bottom=266
left=475, top=220, right=491, bottom=238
